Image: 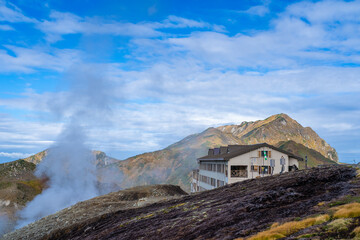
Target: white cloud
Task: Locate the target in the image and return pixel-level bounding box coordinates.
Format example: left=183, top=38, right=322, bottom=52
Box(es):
left=124, top=1, right=357, bottom=70
left=0, top=45, right=82, bottom=73
left=0, top=0, right=359, bottom=161
left=0, top=24, right=13, bottom=30
left=0, top=0, right=36, bottom=23
left=37, top=11, right=163, bottom=42
left=35, top=11, right=224, bottom=43
left=0, top=152, right=33, bottom=159
left=243, top=5, right=269, bottom=16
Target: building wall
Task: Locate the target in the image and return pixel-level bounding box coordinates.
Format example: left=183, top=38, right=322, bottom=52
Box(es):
left=227, top=147, right=292, bottom=184
left=193, top=147, right=300, bottom=192
left=195, top=161, right=228, bottom=192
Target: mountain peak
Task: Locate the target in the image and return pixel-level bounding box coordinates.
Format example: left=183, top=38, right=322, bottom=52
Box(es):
left=216, top=113, right=338, bottom=162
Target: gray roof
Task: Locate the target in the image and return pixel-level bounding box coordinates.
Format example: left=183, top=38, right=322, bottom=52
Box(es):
left=198, top=143, right=304, bottom=162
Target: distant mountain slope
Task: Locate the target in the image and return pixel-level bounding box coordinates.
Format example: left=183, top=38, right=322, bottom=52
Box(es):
left=276, top=140, right=336, bottom=168
left=17, top=113, right=338, bottom=193
left=113, top=127, right=233, bottom=190
left=22, top=150, right=119, bottom=167
left=23, top=150, right=47, bottom=165
left=218, top=113, right=338, bottom=162
left=0, top=160, right=45, bottom=231
left=112, top=113, right=337, bottom=192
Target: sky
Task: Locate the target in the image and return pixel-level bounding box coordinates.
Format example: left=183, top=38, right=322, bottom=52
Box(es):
left=0, top=0, right=359, bottom=163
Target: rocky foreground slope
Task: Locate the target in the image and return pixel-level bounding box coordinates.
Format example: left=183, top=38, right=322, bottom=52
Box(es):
left=3, top=185, right=187, bottom=240
left=8, top=165, right=359, bottom=240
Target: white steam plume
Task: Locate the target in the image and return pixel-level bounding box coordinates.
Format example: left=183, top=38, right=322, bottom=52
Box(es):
left=0, top=214, right=11, bottom=236
left=16, top=63, right=115, bottom=228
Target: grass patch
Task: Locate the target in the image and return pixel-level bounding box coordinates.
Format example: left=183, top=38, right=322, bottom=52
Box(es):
left=246, top=214, right=330, bottom=240
left=297, top=233, right=317, bottom=238
left=352, top=226, right=360, bottom=238
left=328, top=195, right=360, bottom=207
left=333, top=202, right=360, bottom=219
left=327, top=218, right=352, bottom=232
left=19, top=179, right=43, bottom=194
left=168, top=202, right=186, bottom=209
left=0, top=181, right=12, bottom=189
left=136, top=213, right=155, bottom=220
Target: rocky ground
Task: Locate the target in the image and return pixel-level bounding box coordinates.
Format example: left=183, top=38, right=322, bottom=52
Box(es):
left=2, top=184, right=187, bottom=240
left=5, top=165, right=357, bottom=240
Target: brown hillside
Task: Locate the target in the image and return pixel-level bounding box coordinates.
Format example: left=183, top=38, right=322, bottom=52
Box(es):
left=218, top=113, right=337, bottom=162
left=275, top=140, right=336, bottom=168
left=110, top=114, right=338, bottom=192
left=0, top=160, right=45, bottom=232
left=22, top=150, right=47, bottom=165
left=16, top=114, right=338, bottom=193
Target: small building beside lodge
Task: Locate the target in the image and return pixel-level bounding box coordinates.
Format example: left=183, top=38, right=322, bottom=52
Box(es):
left=191, top=143, right=303, bottom=193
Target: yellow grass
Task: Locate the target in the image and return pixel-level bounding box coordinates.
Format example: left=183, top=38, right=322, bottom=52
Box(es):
left=245, top=214, right=330, bottom=240
left=19, top=180, right=43, bottom=194
left=327, top=218, right=352, bottom=231
left=333, top=202, right=360, bottom=218
left=353, top=226, right=360, bottom=238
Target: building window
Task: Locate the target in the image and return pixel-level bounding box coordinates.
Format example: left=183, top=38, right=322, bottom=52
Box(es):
left=258, top=151, right=272, bottom=158
left=259, top=166, right=270, bottom=175
left=230, top=165, right=248, bottom=178
left=211, top=178, right=216, bottom=186
left=217, top=180, right=225, bottom=187
left=251, top=165, right=258, bottom=172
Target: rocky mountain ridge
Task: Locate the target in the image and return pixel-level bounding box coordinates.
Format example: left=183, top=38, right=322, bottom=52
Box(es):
left=19, top=113, right=338, bottom=192
left=217, top=113, right=337, bottom=161
left=109, top=113, right=337, bottom=191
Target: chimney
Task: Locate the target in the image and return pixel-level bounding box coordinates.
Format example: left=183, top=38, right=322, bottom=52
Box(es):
left=208, top=149, right=214, bottom=156
left=214, top=148, right=220, bottom=155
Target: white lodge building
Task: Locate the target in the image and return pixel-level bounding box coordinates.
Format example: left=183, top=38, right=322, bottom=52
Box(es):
left=191, top=143, right=303, bottom=193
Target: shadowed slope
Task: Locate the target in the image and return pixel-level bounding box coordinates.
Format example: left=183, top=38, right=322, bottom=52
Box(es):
left=38, top=165, right=356, bottom=240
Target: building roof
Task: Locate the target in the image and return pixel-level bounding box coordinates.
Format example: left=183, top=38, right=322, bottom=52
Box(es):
left=197, top=143, right=304, bottom=162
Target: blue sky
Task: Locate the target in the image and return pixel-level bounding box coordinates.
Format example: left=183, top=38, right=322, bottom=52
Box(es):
left=0, top=0, right=359, bottom=163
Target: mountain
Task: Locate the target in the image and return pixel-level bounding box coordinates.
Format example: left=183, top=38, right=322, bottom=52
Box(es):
left=7, top=165, right=358, bottom=240
left=275, top=140, right=336, bottom=168
left=110, top=113, right=337, bottom=191
left=23, top=150, right=47, bottom=165
left=0, top=160, right=45, bottom=232
left=22, top=150, right=119, bottom=167
left=217, top=113, right=338, bottom=162
left=17, top=113, right=337, bottom=192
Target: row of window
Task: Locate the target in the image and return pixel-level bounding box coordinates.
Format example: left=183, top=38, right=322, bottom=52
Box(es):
left=199, top=174, right=225, bottom=187
left=199, top=163, right=227, bottom=174
left=230, top=165, right=273, bottom=177
left=251, top=165, right=273, bottom=174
